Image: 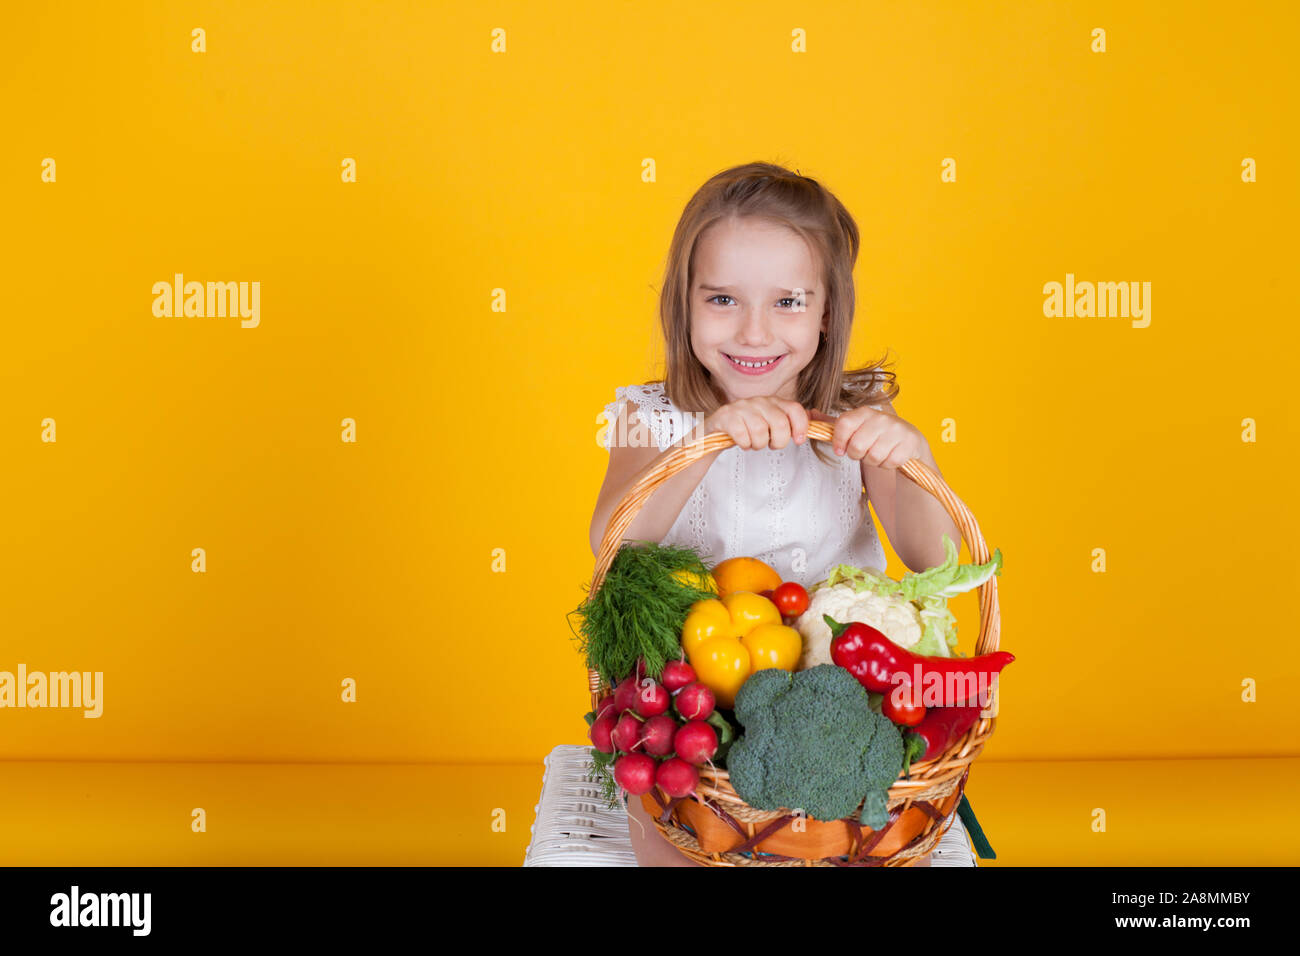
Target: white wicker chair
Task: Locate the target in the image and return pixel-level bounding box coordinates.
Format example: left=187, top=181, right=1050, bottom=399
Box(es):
left=524, top=745, right=977, bottom=867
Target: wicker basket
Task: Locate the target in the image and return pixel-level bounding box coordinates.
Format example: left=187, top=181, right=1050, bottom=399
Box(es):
left=587, top=419, right=1003, bottom=866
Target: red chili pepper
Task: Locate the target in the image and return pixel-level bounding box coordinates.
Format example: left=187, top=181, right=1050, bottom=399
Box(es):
left=824, top=614, right=1014, bottom=707
left=901, top=704, right=983, bottom=774
left=827, top=616, right=908, bottom=693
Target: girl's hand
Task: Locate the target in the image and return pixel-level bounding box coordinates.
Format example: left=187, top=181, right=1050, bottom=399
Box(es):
left=702, top=396, right=811, bottom=451
left=808, top=405, right=928, bottom=469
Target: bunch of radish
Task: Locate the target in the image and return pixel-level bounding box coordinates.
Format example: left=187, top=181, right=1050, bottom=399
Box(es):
left=588, top=657, right=721, bottom=800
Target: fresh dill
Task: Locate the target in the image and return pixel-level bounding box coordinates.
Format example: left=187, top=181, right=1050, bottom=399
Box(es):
left=588, top=748, right=619, bottom=809
left=568, top=542, right=714, bottom=686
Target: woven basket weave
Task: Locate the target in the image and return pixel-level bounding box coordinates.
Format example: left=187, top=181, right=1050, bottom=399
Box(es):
left=587, top=419, right=1003, bottom=866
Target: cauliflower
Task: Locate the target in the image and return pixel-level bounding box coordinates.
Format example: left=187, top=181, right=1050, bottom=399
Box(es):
left=795, top=579, right=924, bottom=670
left=794, top=535, right=1004, bottom=671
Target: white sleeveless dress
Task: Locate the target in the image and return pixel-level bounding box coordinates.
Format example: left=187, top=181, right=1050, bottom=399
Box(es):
left=600, top=382, right=887, bottom=588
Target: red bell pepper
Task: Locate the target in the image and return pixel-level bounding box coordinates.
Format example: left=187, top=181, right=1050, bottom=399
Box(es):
left=825, top=614, right=1014, bottom=707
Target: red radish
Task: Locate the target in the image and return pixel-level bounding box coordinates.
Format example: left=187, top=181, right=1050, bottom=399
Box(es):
left=639, top=714, right=678, bottom=756
left=589, top=713, right=617, bottom=753
left=634, top=680, right=670, bottom=717
left=610, top=712, right=643, bottom=752
left=674, top=682, right=715, bottom=722
left=613, top=677, right=640, bottom=714
left=613, top=753, right=657, bottom=796
left=661, top=659, right=696, bottom=693
left=594, top=695, right=617, bottom=720
left=673, top=721, right=718, bottom=766
left=655, top=757, right=699, bottom=798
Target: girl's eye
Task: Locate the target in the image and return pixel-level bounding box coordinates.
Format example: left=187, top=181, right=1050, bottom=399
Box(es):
left=706, top=294, right=803, bottom=309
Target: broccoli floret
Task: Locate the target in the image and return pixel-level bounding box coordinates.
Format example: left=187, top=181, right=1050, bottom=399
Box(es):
left=725, top=665, right=905, bottom=829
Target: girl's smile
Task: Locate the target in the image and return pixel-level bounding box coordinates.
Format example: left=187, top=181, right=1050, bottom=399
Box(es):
left=722, top=352, right=787, bottom=375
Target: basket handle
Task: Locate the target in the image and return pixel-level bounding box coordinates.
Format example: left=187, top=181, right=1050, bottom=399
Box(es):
left=586, top=420, right=1002, bottom=703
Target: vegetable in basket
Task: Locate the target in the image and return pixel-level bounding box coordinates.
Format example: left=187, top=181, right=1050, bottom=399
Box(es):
left=826, top=614, right=1015, bottom=708
left=794, top=533, right=1002, bottom=668
left=724, top=664, right=904, bottom=829
left=584, top=656, right=739, bottom=809
left=901, top=704, right=985, bottom=775
left=880, top=681, right=926, bottom=727
left=569, top=543, right=716, bottom=685
left=681, top=591, right=801, bottom=708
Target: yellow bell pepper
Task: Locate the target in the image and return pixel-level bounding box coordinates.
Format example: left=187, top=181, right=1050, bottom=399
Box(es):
left=741, top=623, right=803, bottom=675
left=689, top=636, right=750, bottom=710
left=681, top=598, right=733, bottom=656
left=680, top=592, right=795, bottom=708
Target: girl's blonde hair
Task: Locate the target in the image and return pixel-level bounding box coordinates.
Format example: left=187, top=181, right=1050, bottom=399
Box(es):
left=648, top=161, right=899, bottom=467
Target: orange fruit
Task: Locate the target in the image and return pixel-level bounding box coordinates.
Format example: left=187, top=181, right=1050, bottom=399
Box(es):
left=711, top=556, right=782, bottom=597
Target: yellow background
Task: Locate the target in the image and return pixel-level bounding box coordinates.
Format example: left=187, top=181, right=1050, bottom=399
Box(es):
left=1, top=1, right=1297, bottom=863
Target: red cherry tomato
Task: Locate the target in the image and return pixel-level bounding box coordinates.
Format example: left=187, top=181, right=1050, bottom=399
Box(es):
left=881, top=684, right=926, bottom=727
left=771, top=581, right=810, bottom=618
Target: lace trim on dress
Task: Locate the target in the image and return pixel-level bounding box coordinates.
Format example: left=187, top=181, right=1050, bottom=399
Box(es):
left=726, top=449, right=743, bottom=563
left=838, top=458, right=860, bottom=566
left=685, top=480, right=709, bottom=559
left=806, top=449, right=821, bottom=579
left=610, top=382, right=707, bottom=453
left=760, top=446, right=789, bottom=571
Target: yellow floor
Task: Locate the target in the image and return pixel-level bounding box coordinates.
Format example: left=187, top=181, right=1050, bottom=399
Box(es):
left=1, top=756, right=1296, bottom=865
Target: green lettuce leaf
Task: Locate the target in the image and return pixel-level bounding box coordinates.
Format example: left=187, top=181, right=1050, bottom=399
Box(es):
left=899, top=534, right=1003, bottom=601
left=913, top=596, right=958, bottom=657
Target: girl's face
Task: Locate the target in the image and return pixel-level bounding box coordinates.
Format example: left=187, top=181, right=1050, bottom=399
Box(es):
left=690, top=216, right=826, bottom=405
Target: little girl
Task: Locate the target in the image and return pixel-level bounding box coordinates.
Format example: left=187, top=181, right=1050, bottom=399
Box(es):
left=590, top=162, right=966, bottom=867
